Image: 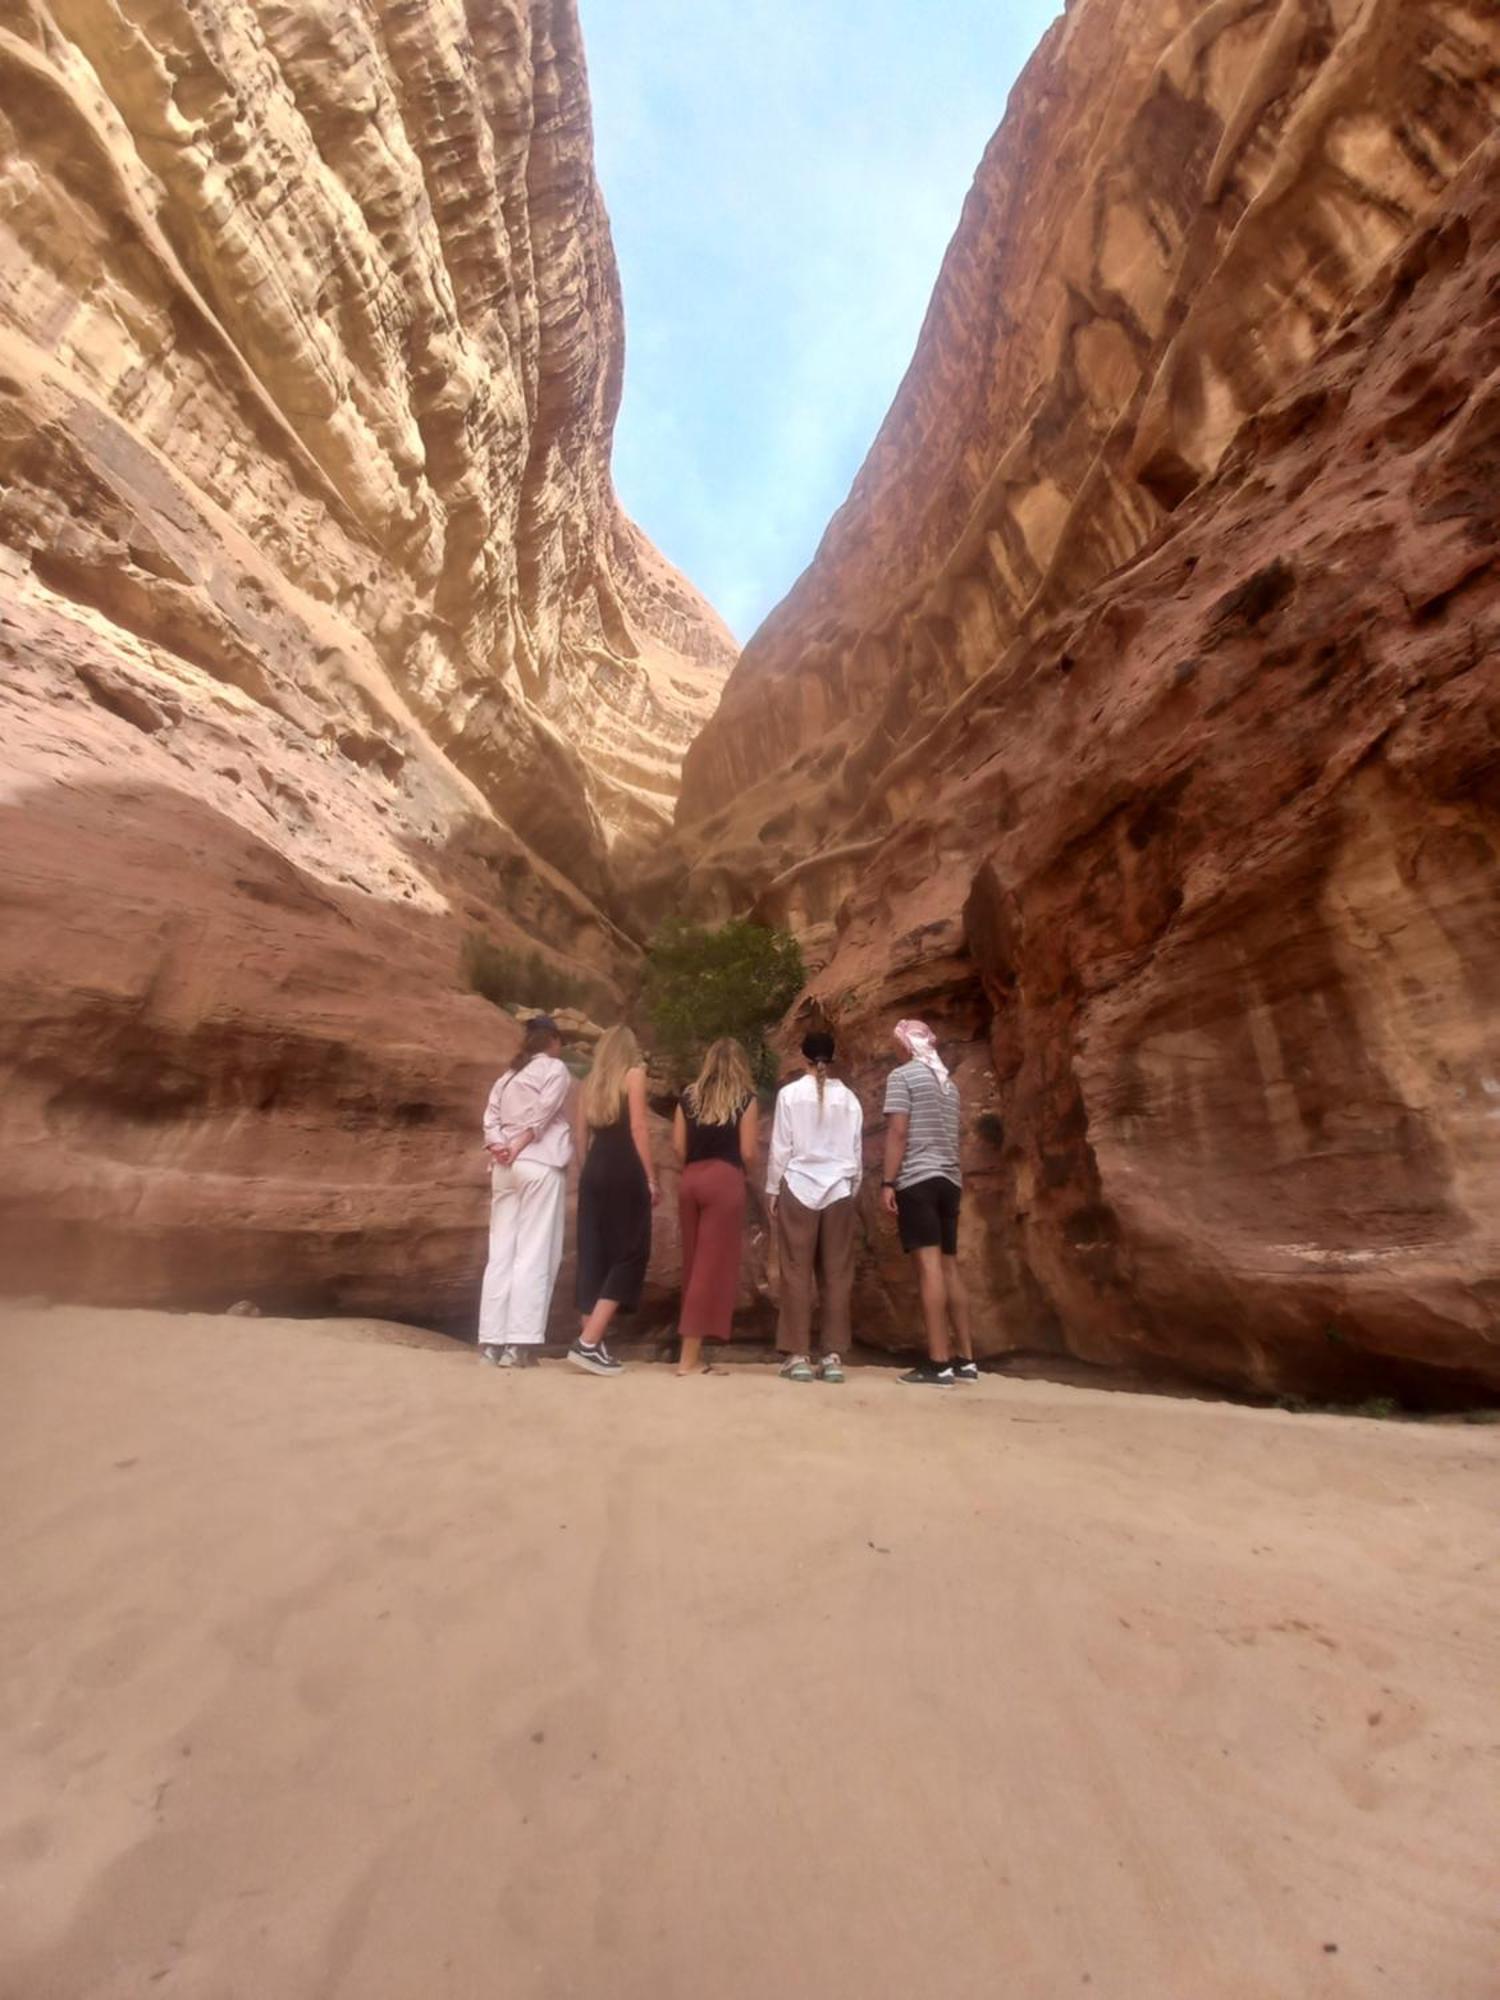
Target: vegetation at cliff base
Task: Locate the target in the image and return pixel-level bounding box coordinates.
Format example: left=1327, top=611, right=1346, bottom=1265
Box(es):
left=641, top=917, right=805, bottom=1088
left=461, top=934, right=596, bottom=1016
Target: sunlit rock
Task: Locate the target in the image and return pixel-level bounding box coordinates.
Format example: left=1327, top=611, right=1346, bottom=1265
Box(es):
left=0, top=0, right=732, bottom=1321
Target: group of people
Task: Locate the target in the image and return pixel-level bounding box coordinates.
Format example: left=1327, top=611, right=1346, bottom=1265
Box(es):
left=476, top=1016, right=977, bottom=1387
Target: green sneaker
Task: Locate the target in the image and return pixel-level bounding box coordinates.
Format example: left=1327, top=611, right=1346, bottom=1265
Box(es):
left=819, top=1354, right=845, bottom=1383
left=780, top=1356, right=815, bottom=1382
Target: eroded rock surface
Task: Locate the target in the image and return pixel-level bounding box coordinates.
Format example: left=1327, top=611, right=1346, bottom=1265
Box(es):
left=679, top=2, right=1500, bottom=1399
left=0, top=0, right=732, bottom=1320
left=677, top=0, right=1500, bottom=933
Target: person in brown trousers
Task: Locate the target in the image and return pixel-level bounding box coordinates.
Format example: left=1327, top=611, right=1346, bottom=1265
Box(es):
left=766, top=1031, right=864, bottom=1382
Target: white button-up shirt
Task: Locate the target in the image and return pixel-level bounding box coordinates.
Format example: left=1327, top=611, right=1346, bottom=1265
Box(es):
left=483, top=1054, right=574, bottom=1169
left=766, top=1071, right=863, bottom=1210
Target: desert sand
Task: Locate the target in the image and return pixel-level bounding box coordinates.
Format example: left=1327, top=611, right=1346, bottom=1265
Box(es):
left=1, top=1303, right=1496, bottom=2000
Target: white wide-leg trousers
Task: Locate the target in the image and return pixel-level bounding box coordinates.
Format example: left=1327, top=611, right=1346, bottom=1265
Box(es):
left=477, top=1159, right=566, bottom=1348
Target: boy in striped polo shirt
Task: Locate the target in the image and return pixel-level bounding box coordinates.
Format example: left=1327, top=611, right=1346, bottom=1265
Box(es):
left=880, top=1019, right=977, bottom=1387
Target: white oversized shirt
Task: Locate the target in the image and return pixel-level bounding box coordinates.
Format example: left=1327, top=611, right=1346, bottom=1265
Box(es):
left=483, top=1054, right=574, bottom=1170
left=766, top=1072, right=863, bottom=1211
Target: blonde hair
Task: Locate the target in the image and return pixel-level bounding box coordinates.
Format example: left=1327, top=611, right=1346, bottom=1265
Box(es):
left=582, top=1025, right=643, bottom=1128
left=685, top=1038, right=754, bottom=1127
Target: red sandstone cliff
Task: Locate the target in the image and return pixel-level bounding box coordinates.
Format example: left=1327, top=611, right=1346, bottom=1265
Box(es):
left=678, top=0, right=1500, bottom=925
left=676, top=0, right=1500, bottom=1399
left=0, top=0, right=732, bottom=1322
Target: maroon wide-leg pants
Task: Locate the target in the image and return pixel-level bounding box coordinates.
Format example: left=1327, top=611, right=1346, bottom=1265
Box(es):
left=678, top=1159, right=746, bottom=1341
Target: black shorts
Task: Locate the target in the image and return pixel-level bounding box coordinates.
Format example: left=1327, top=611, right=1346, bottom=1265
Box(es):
left=894, top=1175, right=961, bottom=1256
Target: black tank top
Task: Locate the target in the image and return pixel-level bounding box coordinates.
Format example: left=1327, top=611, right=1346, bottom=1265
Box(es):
left=587, top=1104, right=640, bottom=1169
left=583, top=1081, right=651, bottom=1185
left=682, top=1094, right=751, bottom=1170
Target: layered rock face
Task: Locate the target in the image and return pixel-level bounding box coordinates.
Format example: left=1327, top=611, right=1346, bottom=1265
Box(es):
left=679, top=0, right=1500, bottom=1398
left=0, top=0, right=731, bottom=1321
left=679, top=0, right=1500, bottom=925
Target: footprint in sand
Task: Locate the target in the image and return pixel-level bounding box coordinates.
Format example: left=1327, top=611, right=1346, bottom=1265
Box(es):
left=1329, top=1692, right=1430, bottom=1811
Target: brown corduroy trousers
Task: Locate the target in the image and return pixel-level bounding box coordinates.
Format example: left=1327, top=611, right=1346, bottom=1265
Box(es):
left=774, top=1189, right=857, bottom=1356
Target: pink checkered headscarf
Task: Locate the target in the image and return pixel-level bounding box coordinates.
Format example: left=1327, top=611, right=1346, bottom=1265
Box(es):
left=894, top=1019, right=953, bottom=1091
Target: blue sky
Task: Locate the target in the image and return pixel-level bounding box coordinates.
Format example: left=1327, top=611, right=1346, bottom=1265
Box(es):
left=578, top=1, right=1063, bottom=641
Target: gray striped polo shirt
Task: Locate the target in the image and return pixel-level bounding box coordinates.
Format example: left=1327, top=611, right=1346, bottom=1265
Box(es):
left=883, top=1059, right=961, bottom=1190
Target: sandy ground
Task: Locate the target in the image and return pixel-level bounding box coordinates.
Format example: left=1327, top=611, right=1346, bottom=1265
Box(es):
left=1, top=1305, right=1497, bottom=2000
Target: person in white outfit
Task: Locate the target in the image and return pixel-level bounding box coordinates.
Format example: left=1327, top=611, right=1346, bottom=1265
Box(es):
left=766, top=1030, right=864, bottom=1383
left=478, top=1016, right=574, bottom=1367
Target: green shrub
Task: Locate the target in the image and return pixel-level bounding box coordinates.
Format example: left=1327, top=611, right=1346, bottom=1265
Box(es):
left=641, top=917, right=805, bottom=1089
left=461, top=934, right=596, bottom=1015
left=1351, top=1396, right=1402, bottom=1422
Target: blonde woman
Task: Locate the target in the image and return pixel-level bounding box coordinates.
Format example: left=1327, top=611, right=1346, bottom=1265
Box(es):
left=766, top=1030, right=863, bottom=1382
left=569, top=1026, right=659, bottom=1376
left=672, top=1038, right=759, bottom=1374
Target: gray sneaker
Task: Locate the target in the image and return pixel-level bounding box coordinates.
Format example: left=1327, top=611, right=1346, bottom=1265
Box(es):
left=819, top=1354, right=845, bottom=1383
left=479, top=1344, right=502, bottom=1367
left=780, top=1356, right=815, bottom=1382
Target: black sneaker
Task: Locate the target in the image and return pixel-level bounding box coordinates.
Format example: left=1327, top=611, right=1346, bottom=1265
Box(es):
left=952, top=1358, right=979, bottom=1383
left=568, top=1339, right=624, bottom=1376
left=898, top=1362, right=955, bottom=1388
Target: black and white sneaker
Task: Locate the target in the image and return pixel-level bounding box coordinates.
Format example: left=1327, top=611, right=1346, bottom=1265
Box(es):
left=568, top=1339, right=624, bottom=1376
left=898, top=1362, right=955, bottom=1388
left=951, top=1358, right=979, bottom=1383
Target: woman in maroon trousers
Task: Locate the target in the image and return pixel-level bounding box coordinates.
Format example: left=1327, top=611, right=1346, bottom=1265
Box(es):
left=672, top=1039, right=759, bottom=1375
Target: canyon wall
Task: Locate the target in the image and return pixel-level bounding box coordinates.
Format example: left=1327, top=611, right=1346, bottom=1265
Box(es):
left=677, top=0, right=1500, bottom=1399
left=0, top=0, right=732, bottom=1323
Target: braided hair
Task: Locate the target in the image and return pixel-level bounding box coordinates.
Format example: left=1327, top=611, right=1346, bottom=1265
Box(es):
left=802, top=1029, right=836, bottom=1115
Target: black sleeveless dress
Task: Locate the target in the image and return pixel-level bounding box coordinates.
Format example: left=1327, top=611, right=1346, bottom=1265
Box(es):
left=576, top=1105, right=652, bottom=1313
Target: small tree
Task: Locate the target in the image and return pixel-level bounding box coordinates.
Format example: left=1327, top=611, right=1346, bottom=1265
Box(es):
left=641, top=917, right=805, bottom=1089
